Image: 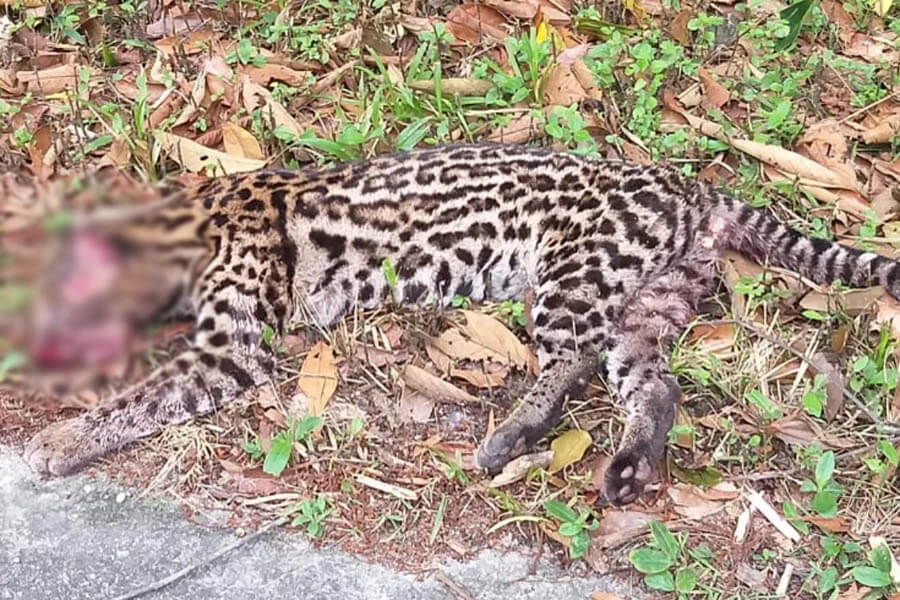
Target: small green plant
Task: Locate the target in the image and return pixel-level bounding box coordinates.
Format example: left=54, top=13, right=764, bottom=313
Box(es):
left=495, top=300, right=528, bottom=328
left=243, top=415, right=323, bottom=476
left=543, top=499, right=598, bottom=559
left=289, top=494, right=334, bottom=538
left=544, top=104, right=598, bottom=155
left=799, top=450, right=842, bottom=517
left=851, top=541, right=897, bottom=594
left=801, top=373, right=828, bottom=418
left=451, top=294, right=471, bottom=309
left=628, top=521, right=697, bottom=595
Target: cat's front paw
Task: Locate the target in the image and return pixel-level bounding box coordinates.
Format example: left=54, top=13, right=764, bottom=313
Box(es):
left=475, top=424, right=531, bottom=474
left=603, top=447, right=657, bottom=506
left=24, top=417, right=96, bottom=477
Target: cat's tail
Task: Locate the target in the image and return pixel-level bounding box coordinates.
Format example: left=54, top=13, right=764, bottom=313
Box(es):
left=716, top=192, right=900, bottom=298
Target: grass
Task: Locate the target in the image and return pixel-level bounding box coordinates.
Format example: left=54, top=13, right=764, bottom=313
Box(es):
left=2, top=0, right=900, bottom=597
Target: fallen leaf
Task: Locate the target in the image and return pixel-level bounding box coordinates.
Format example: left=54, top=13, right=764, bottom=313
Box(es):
left=222, top=123, right=264, bottom=160
left=874, top=296, right=900, bottom=340
left=688, top=322, right=735, bottom=354
left=805, top=351, right=845, bottom=420
left=458, top=310, right=538, bottom=374
left=353, top=344, right=410, bottom=368
left=408, top=78, right=492, bottom=96
left=242, top=77, right=306, bottom=138
left=800, top=286, right=884, bottom=316
left=450, top=366, right=507, bottom=388
left=590, top=594, right=624, bottom=600
left=445, top=3, right=508, bottom=45
left=736, top=563, right=769, bottom=590
left=154, top=29, right=217, bottom=55
left=489, top=450, right=553, bottom=487
left=155, top=131, right=266, bottom=175
left=670, top=9, right=692, bottom=45
left=402, top=364, right=479, bottom=403
left=428, top=328, right=508, bottom=363
left=18, top=63, right=97, bottom=95
left=543, top=63, right=590, bottom=105
left=397, top=391, right=435, bottom=423
left=487, top=111, right=544, bottom=144
left=862, top=114, right=900, bottom=144
left=667, top=484, right=727, bottom=519
left=698, top=66, right=730, bottom=108
left=297, top=341, right=338, bottom=417
left=549, top=429, right=592, bottom=473
left=241, top=63, right=309, bottom=87
left=802, top=515, right=849, bottom=532
left=587, top=509, right=655, bottom=550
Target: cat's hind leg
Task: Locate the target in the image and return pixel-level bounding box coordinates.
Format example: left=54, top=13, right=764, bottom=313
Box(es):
left=603, top=258, right=716, bottom=505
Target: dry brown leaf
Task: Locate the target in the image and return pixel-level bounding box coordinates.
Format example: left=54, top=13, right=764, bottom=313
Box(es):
left=450, top=366, right=507, bottom=388
left=798, top=119, right=858, bottom=191
left=765, top=414, right=821, bottom=446
left=837, top=585, right=871, bottom=600
left=407, top=78, right=492, bottom=96
left=146, top=12, right=205, bottom=38
left=18, top=63, right=97, bottom=95
left=297, top=341, right=338, bottom=417
left=862, top=113, right=900, bottom=145
left=397, top=391, right=435, bottom=423
left=242, top=77, right=305, bottom=138
left=241, top=63, right=310, bottom=87
left=821, top=0, right=854, bottom=44
left=222, top=123, right=264, bottom=160
left=458, top=310, right=538, bottom=374
left=429, top=327, right=507, bottom=363
left=402, top=364, right=479, bottom=403
left=845, top=33, right=899, bottom=63
left=667, top=484, right=727, bottom=519
left=587, top=509, right=655, bottom=550
left=488, top=450, right=553, bottom=487
left=802, top=515, right=849, bottom=532
left=674, top=110, right=856, bottom=190
left=805, top=351, right=845, bottom=420
left=670, top=9, right=692, bottom=45
left=542, top=63, right=590, bottom=105
left=155, top=131, right=266, bottom=175
left=874, top=296, right=900, bottom=339
left=354, top=344, right=410, bottom=368
left=590, top=594, right=624, bottom=600
left=154, top=29, right=216, bottom=55
left=800, top=286, right=883, bottom=316
left=697, top=66, right=730, bottom=108
left=688, top=322, right=735, bottom=354
left=445, top=3, right=508, bottom=45
left=549, top=429, right=592, bottom=473
left=487, top=111, right=544, bottom=144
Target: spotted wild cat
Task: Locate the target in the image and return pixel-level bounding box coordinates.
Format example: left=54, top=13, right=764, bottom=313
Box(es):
left=22, top=143, right=900, bottom=505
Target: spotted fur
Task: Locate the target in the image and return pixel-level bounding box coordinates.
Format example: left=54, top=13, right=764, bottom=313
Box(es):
left=24, top=143, right=900, bottom=505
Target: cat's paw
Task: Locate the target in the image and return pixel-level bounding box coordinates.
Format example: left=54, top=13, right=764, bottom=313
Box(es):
left=476, top=424, right=531, bottom=474
left=603, top=448, right=657, bottom=506
left=24, top=418, right=96, bottom=477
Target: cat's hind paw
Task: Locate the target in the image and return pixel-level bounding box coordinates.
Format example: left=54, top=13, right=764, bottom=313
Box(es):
left=603, top=448, right=656, bottom=506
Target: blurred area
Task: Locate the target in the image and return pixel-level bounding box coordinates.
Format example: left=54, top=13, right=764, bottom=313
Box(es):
left=0, top=173, right=179, bottom=408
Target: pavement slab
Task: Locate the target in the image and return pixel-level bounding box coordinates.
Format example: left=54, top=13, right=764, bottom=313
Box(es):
left=0, top=447, right=644, bottom=600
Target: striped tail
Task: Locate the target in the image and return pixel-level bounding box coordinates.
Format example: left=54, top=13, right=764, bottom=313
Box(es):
left=720, top=196, right=900, bottom=299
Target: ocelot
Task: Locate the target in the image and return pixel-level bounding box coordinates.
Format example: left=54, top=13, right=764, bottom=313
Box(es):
left=22, top=143, right=900, bottom=505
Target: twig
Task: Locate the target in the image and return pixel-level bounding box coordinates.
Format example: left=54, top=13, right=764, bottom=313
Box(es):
left=746, top=490, right=801, bottom=542
left=108, top=515, right=289, bottom=600
left=703, top=318, right=900, bottom=435
left=839, top=90, right=900, bottom=124
left=433, top=570, right=476, bottom=600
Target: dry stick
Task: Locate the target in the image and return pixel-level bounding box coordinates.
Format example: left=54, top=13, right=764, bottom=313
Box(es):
left=703, top=318, right=900, bottom=435
left=433, top=570, right=476, bottom=600
left=108, top=515, right=290, bottom=600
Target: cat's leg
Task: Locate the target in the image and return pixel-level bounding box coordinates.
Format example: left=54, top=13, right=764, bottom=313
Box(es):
left=603, top=259, right=715, bottom=505
left=24, top=291, right=275, bottom=476
left=476, top=284, right=610, bottom=473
